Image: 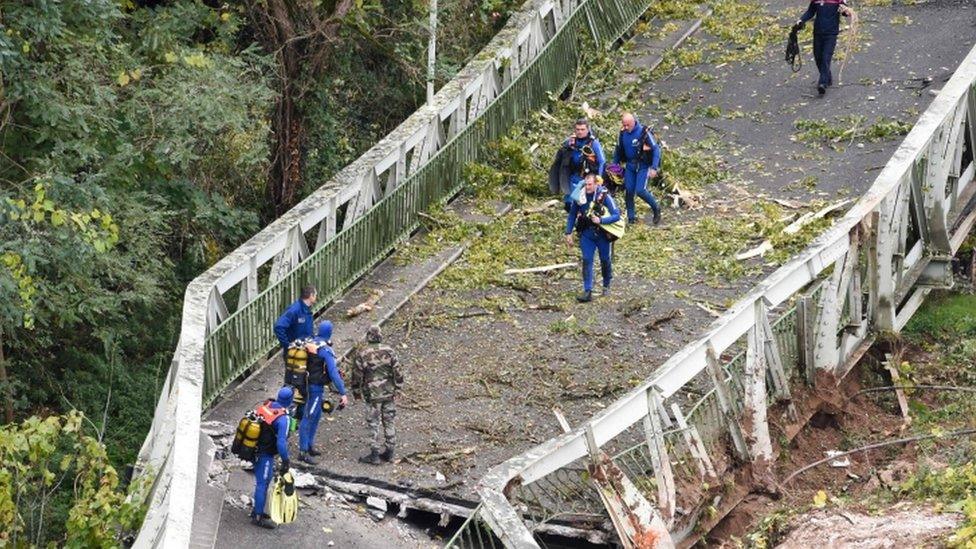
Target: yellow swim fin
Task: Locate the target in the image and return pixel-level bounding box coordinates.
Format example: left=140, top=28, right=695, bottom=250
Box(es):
left=267, top=474, right=285, bottom=524
left=279, top=471, right=298, bottom=524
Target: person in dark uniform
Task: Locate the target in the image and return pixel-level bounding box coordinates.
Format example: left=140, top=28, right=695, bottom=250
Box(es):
left=794, top=0, right=853, bottom=95
left=564, top=174, right=621, bottom=302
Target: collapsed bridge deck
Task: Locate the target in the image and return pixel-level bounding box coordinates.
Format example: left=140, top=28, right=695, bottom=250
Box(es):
left=205, top=0, right=976, bottom=545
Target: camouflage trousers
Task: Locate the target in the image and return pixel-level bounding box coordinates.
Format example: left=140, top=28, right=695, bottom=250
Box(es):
left=365, top=401, right=396, bottom=452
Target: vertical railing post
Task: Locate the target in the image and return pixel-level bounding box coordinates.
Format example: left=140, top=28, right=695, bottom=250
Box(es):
left=814, top=228, right=860, bottom=377
left=795, top=292, right=815, bottom=385
left=704, top=344, right=749, bottom=461
left=643, top=388, right=675, bottom=523
left=742, top=300, right=774, bottom=476
left=671, top=403, right=717, bottom=480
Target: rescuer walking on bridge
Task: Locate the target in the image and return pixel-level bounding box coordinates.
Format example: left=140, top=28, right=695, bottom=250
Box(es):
left=549, top=118, right=606, bottom=210
left=565, top=173, right=622, bottom=303
left=351, top=325, right=403, bottom=465
left=793, top=0, right=853, bottom=95
left=614, top=113, right=661, bottom=226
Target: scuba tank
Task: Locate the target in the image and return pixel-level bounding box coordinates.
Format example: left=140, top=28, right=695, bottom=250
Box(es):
left=231, top=409, right=262, bottom=462
left=285, top=339, right=311, bottom=414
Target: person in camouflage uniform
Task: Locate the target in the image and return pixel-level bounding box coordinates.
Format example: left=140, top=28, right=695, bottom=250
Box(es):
left=351, top=324, right=403, bottom=464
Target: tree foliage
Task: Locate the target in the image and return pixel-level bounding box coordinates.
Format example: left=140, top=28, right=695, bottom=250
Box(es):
left=0, top=0, right=521, bottom=540
left=0, top=0, right=273, bottom=454
left=0, top=411, right=149, bottom=546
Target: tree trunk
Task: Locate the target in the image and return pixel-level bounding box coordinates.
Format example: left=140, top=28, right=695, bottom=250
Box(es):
left=0, top=327, right=14, bottom=423
left=270, top=81, right=304, bottom=215
left=248, top=0, right=354, bottom=216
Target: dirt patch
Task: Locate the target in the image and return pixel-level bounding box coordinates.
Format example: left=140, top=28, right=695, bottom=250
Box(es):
left=777, top=506, right=960, bottom=548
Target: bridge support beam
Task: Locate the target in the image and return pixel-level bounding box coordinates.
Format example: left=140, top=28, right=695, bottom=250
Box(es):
left=584, top=425, right=675, bottom=549
left=704, top=344, right=749, bottom=461
left=643, top=388, right=675, bottom=524
left=741, top=300, right=774, bottom=480
left=815, top=228, right=861, bottom=376
left=670, top=403, right=717, bottom=480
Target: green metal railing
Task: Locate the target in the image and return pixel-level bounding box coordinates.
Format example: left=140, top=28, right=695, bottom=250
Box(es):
left=444, top=505, right=503, bottom=549
left=201, top=0, right=656, bottom=407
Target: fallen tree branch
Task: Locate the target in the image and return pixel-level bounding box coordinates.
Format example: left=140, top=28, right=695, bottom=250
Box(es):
left=694, top=301, right=722, bottom=318
left=345, top=289, right=384, bottom=318
left=883, top=354, right=911, bottom=429
left=645, top=308, right=684, bottom=331
left=735, top=241, right=773, bottom=261
left=737, top=199, right=853, bottom=260
left=783, top=428, right=976, bottom=485
left=855, top=385, right=976, bottom=396
left=418, top=211, right=447, bottom=227
left=504, top=262, right=576, bottom=275
left=522, top=199, right=561, bottom=214
left=406, top=446, right=477, bottom=463
left=773, top=198, right=805, bottom=209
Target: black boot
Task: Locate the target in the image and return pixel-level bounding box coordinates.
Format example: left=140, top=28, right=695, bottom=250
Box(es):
left=380, top=447, right=395, bottom=462
left=298, top=451, right=319, bottom=465
left=251, top=514, right=277, bottom=530
left=817, top=85, right=826, bottom=95
left=576, top=291, right=592, bottom=303
left=359, top=449, right=381, bottom=465
left=652, top=211, right=661, bottom=225
left=308, top=447, right=322, bottom=457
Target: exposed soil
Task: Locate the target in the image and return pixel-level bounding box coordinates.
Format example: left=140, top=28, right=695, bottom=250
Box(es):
left=705, top=341, right=975, bottom=547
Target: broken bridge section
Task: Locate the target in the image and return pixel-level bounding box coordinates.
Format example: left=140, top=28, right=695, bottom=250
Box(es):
left=471, top=38, right=976, bottom=549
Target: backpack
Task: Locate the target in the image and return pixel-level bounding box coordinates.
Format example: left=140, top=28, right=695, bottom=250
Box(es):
left=637, top=127, right=661, bottom=167
left=603, top=163, right=624, bottom=194
left=581, top=190, right=626, bottom=241
left=231, top=400, right=286, bottom=462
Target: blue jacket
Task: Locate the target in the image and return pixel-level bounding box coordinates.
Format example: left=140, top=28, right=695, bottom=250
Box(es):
left=274, top=299, right=314, bottom=350
left=800, top=0, right=847, bottom=35
left=614, top=122, right=661, bottom=171
left=566, top=187, right=621, bottom=235
left=269, top=400, right=290, bottom=460
left=564, top=132, right=606, bottom=177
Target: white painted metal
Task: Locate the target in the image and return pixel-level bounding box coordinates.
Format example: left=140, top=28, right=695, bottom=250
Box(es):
left=477, top=43, right=976, bottom=547
left=131, top=0, right=591, bottom=545
left=742, top=300, right=773, bottom=465
left=643, top=389, right=675, bottom=523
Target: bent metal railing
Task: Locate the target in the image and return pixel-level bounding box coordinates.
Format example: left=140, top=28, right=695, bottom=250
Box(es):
left=131, top=0, right=656, bottom=546
left=469, top=44, right=976, bottom=547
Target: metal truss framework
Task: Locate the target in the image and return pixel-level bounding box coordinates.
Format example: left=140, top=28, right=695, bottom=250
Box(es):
left=468, top=44, right=976, bottom=548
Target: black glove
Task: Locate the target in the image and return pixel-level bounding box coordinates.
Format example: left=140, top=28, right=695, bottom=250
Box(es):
left=279, top=459, right=290, bottom=475
left=791, top=21, right=804, bottom=33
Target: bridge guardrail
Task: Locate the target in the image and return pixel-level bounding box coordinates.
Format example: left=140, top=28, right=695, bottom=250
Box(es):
left=472, top=43, right=976, bottom=547
left=131, top=0, right=656, bottom=545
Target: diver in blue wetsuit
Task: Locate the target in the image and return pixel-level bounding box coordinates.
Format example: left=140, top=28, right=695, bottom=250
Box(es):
left=251, top=386, right=293, bottom=530
left=565, top=174, right=621, bottom=303
left=563, top=118, right=606, bottom=208
left=297, top=321, right=349, bottom=465
left=613, top=113, right=661, bottom=226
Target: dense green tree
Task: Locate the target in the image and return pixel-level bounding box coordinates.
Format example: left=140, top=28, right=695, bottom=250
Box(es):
left=0, top=0, right=520, bottom=541
left=0, top=0, right=274, bottom=449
